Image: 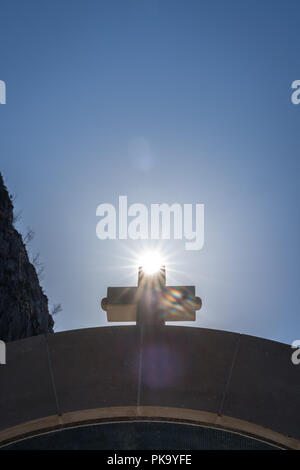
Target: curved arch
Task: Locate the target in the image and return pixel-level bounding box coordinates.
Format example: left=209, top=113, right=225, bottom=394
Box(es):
left=0, top=326, right=299, bottom=449
left=0, top=406, right=299, bottom=449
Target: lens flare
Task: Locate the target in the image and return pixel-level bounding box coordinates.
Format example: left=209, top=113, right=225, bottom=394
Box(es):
left=139, top=251, right=164, bottom=274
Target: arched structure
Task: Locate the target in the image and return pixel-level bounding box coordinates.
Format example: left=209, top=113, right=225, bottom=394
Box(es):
left=0, top=326, right=299, bottom=449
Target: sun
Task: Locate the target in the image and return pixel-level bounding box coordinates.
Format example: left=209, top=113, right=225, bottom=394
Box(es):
left=138, top=251, right=164, bottom=274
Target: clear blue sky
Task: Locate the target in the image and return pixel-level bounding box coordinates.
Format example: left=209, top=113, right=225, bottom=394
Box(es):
left=0, top=0, right=299, bottom=343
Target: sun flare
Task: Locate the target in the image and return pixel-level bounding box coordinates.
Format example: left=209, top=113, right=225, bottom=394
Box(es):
left=139, top=251, right=164, bottom=274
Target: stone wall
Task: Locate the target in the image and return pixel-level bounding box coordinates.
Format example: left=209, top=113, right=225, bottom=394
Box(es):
left=0, top=173, right=53, bottom=341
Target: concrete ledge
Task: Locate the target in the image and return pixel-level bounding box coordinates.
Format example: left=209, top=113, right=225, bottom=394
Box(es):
left=0, top=326, right=299, bottom=449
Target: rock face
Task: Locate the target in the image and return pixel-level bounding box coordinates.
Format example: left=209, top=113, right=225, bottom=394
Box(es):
left=0, top=173, right=54, bottom=341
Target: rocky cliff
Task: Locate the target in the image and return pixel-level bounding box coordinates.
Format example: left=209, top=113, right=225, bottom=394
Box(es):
left=0, top=173, right=53, bottom=341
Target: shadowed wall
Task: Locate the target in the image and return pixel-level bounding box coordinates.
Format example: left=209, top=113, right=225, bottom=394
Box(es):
left=0, top=326, right=299, bottom=449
